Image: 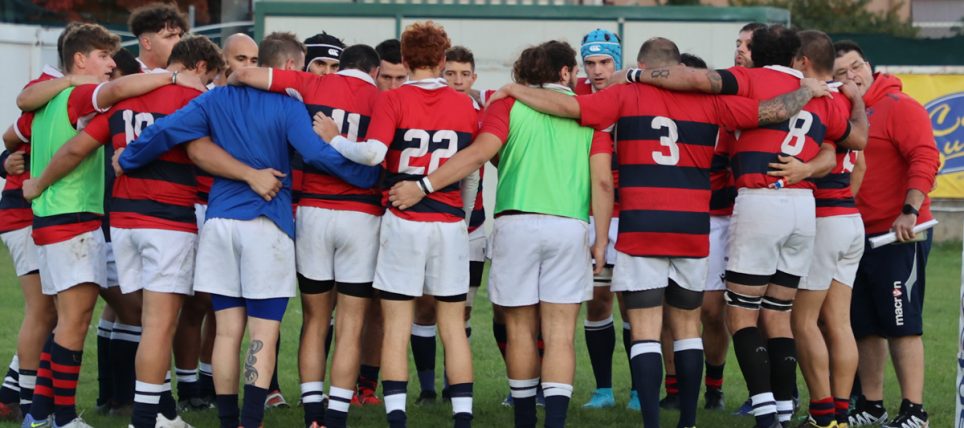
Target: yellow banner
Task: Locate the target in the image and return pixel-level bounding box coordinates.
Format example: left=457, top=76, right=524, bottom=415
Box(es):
left=896, top=74, right=964, bottom=198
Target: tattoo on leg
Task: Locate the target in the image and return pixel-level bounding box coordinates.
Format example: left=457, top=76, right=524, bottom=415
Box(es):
left=244, top=340, right=264, bottom=385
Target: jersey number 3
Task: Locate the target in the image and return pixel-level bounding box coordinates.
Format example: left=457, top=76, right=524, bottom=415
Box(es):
left=399, top=129, right=459, bottom=175
left=651, top=116, right=680, bottom=166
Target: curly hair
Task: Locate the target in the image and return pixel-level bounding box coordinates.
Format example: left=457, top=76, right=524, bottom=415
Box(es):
left=169, top=35, right=225, bottom=74
left=400, top=21, right=451, bottom=70
left=512, top=40, right=577, bottom=86
left=62, top=23, right=121, bottom=72
left=128, top=3, right=187, bottom=37
left=749, top=25, right=799, bottom=68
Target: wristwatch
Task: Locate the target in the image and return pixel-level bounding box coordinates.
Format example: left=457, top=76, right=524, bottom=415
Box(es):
left=901, top=204, right=919, bottom=216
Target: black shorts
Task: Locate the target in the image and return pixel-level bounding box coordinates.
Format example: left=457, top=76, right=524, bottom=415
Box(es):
left=851, top=230, right=931, bottom=339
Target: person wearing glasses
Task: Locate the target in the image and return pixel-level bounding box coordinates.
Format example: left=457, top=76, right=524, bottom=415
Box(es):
left=833, top=41, right=939, bottom=428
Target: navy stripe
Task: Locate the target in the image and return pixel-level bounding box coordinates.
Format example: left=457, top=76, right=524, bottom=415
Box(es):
left=711, top=153, right=730, bottom=172
left=619, top=164, right=709, bottom=190
left=815, top=198, right=855, bottom=208
left=305, top=104, right=372, bottom=140
left=33, top=212, right=101, bottom=228
left=615, top=116, right=719, bottom=147
left=0, top=190, right=30, bottom=210
left=813, top=172, right=851, bottom=189
left=196, top=191, right=209, bottom=201
left=195, top=168, right=213, bottom=178
left=619, top=210, right=709, bottom=235
left=759, top=114, right=827, bottom=145
left=386, top=174, right=459, bottom=193
left=390, top=129, right=473, bottom=151
left=330, top=396, right=351, bottom=404
left=469, top=209, right=485, bottom=228
left=731, top=151, right=779, bottom=178
left=125, top=159, right=196, bottom=187
left=111, top=198, right=196, bottom=225
left=300, top=192, right=381, bottom=205
left=405, top=198, right=465, bottom=218
left=710, top=187, right=737, bottom=211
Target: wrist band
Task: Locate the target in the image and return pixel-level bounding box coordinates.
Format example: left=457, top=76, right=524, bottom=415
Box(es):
left=171, top=71, right=178, bottom=85
left=420, top=177, right=435, bottom=194
left=415, top=179, right=427, bottom=195
left=627, top=68, right=642, bottom=83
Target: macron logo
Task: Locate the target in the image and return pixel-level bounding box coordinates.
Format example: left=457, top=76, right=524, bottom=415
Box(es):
left=893, top=281, right=905, bottom=326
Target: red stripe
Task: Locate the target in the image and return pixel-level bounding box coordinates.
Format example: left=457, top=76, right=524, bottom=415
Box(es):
left=615, top=232, right=709, bottom=258
left=50, top=362, right=81, bottom=375
left=31, top=220, right=101, bottom=246
left=52, top=378, right=78, bottom=388
left=704, top=378, right=723, bottom=388
left=33, top=385, right=54, bottom=397
left=110, top=212, right=197, bottom=233
left=53, top=395, right=76, bottom=406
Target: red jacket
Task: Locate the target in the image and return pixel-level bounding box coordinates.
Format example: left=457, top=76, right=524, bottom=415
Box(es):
left=857, top=73, right=940, bottom=235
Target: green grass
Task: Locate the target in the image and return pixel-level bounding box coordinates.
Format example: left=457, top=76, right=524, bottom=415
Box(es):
left=0, top=242, right=960, bottom=427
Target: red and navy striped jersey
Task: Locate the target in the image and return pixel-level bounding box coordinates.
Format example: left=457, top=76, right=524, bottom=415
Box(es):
left=813, top=147, right=859, bottom=217
left=195, top=169, right=213, bottom=204
left=366, top=78, right=478, bottom=223
left=1, top=69, right=62, bottom=233
left=576, top=83, right=759, bottom=258
left=718, top=66, right=851, bottom=190
left=467, top=95, right=492, bottom=233
left=709, top=130, right=737, bottom=216
left=23, top=83, right=105, bottom=245
left=84, top=85, right=202, bottom=233
left=269, top=68, right=383, bottom=216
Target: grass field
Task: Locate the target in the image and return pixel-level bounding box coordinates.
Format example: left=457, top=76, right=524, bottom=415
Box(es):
left=0, top=242, right=959, bottom=427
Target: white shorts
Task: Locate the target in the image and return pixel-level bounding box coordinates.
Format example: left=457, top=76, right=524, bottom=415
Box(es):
left=194, top=203, right=207, bottom=231
left=726, top=188, right=816, bottom=278
left=374, top=210, right=469, bottom=298
left=611, top=251, right=708, bottom=293
left=468, top=227, right=487, bottom=263
left=488, top=214, right=592, bottom=307
left=589, top=217, right=618, bottom=267
left=296, top=207, right=380, bottom=284
left=704, top=216, right=730, bottom=292
left=0, top=226, right=39, bottom=276
left=800, top=215, right=865, bottom=290
left=105, top=241, right=119, bottom=287
left=111, top=227, right=197, bottom=295
left=194, top=217, right=296, bottom=299
left=37, top=229, right=108, bottom=295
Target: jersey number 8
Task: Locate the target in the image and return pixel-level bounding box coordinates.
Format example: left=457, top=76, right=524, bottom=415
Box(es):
left=780, top=111, right=813, bottom=157
left=399, top=129, right=459, bottom=175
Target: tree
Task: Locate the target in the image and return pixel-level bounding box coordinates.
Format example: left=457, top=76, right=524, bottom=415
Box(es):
left=730, top=0, right=918, bottom=37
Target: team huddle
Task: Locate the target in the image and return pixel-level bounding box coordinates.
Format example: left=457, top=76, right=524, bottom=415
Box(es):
left=0, top=3, right=942, bottom=428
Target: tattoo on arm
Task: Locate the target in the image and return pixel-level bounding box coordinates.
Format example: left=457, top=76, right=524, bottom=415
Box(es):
left=706, top=70, right=723, bottom=94
left=650, top=69, right=670, bottom=79
left=758, top=87, right=812, bottom=126
left=244, top=339, right=264, bottom=385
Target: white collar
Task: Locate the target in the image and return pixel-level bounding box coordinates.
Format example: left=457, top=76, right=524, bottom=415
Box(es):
left=42, top=64, right=63, bottom=78
left=403, top=77, right=448, bottom=90
left=337, top=69, right=376, bottom=86
left=764, top=65, right=804, bottom=79
left=828, top=81, right=842, bottom=92
left=136, top=57, right=165, bottom=73
left=533, top=83, right=575, bottom=95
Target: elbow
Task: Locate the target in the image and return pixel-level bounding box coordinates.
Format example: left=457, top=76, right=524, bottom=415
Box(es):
left=595, top=175, right=614, bottom=197
left=15, top=95, right=33, bottom=112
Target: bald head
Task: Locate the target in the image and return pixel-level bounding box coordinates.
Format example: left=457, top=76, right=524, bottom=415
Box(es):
left=637, top=37, right=681, bottom=68
left=223, top=33, right=258, bottom=73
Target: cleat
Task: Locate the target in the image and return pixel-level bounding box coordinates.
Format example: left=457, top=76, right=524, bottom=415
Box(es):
left=357, top=386, right=381, bottom=406
left=178, top=397, right=215, bottom=411
left=848, top=405, right=888, bottom=427
left=156, top=413, right=194, bottom=428
left=734, top=398, right=753, bottom=416
left=627, top=390, right=640, bottom=411
left=415, top=390, right=437, bottom=405
left=795, top=416, right=838, bottom=428
left=265, top=390, right=288, bottom=409
left=501, top=393, right=514, bottom=408
left=53, top=417, right=93, bottom=428
left=882, top=406, right=928, bottom=428
left=704, top=389, right=725, bottom=411
left=22, top=414, right=51, bottom=428
left=582, top=388, right=615, bottom=409
left=659, top=393, right=680, bottom=410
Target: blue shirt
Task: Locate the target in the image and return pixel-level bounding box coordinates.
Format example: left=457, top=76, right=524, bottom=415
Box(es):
left=119, top=86, right=380, bottom=238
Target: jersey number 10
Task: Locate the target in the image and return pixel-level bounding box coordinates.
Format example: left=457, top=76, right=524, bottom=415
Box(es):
left=123, top=110, right=155, bottom=145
